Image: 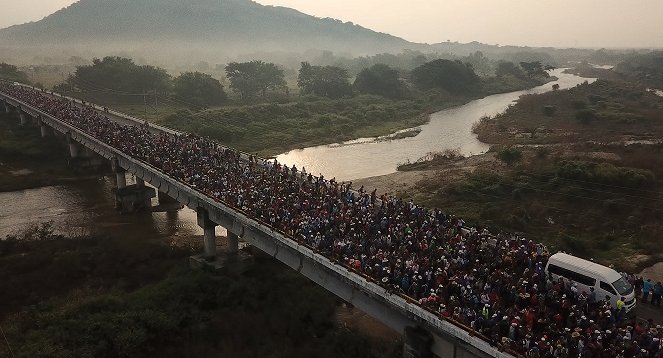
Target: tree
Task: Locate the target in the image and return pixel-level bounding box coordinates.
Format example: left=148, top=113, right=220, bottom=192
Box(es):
left=464, top=51, right=491, bottom=77
left=72, top=56, right=171, bottom=94
left=173, top=72, right=226, bottom=107
left=495, top=61, right=525, bottom=78
left=297, top=62, right=352, bottom=98
left=353, top=64, right=407, bottom=99
left=225, top=61, right=286, bottom=100
left=410, top=59, right=480, bottom=94
left=519, top=61, right=549, bottom=78
left=0, top=63, right=29, bottom=83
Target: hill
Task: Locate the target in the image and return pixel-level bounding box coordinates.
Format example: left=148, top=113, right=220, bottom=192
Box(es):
left=0, top=0, right=415, bottom=63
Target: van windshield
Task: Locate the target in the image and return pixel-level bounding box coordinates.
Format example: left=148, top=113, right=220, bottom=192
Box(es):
left=612, top=277, right=633, bottom=296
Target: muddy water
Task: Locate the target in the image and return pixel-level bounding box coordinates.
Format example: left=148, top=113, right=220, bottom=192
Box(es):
left=276, top=68, right=596, bottom=181
left=0, top=174, right=226, bottom=245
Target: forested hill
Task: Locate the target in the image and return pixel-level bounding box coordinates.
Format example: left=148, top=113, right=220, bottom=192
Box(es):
left=0, top=0, right=413, bottom=56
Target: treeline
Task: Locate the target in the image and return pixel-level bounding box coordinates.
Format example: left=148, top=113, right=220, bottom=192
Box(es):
left=52, top=56, right=551, bottom=107
left=0, top=63, right=29, bottom=83
left=55, top=57, right=227, bottom=107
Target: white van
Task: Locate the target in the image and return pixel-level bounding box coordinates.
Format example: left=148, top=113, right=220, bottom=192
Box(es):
left=545, top=253, right=636, bottom=312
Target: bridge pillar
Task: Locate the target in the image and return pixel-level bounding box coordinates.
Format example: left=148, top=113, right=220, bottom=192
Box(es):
left=2, top=99, right=9, bottom=113
left=197, top=207, right=217, bottom=258
left=18, top=107, right=29, bottom=126
left=110, top=159, right=155, bottom=212
left=227, top=232, right=239, bottom=254
left=67, top=134, right=80, bottom=159
left=154, top=190, right=184, bottom=212
left=403, top=326, right=434, bottom=358
left=116, top=171, right=127, bottom=189
left=38, top=116, right=51, bottom=137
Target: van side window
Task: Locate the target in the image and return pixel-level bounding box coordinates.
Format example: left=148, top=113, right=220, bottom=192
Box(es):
left=548, top=264, right=596, bottom=287
left=600, top=281, right=617, bottom=295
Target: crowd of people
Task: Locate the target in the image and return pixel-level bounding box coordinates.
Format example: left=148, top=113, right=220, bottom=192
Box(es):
left=3, top=82, right=663, bottom=357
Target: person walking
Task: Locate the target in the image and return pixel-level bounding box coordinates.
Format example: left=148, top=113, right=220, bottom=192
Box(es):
left=643, top=279, right=653, bottom=303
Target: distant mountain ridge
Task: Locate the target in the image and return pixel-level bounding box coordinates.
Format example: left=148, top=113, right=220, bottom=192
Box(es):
left=0, top=0, right=415, bottom=58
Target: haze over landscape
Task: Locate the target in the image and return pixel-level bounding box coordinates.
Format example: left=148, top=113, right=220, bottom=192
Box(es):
left=1, top=0, right=662, bottom=48
left=1, top=1, right=663, bottom=357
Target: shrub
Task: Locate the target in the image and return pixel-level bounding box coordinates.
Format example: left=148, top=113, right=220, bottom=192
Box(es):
left=497, top=147, right=522, bottom=166
left=542, top=105, right=557, bottom=117
left=570, top=100, right=587, bottom=109
left=575, top=109, right=595, bottom=124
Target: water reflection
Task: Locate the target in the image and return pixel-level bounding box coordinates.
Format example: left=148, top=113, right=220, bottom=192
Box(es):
left=277, top=69, right=595, bottom=181
left=0, top=173, right=226, bottom=245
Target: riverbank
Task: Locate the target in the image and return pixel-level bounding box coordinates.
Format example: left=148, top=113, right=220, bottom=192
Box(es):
left=148, top=76, right=553, bottom=157
left=354, top=68, right=663, bottom=272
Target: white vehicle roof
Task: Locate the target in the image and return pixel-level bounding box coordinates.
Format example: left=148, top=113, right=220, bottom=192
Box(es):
left=548, top=253, right=622, bottom=282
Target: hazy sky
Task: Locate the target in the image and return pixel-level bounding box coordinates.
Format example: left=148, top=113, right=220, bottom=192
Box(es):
left=1, top=0, right=662, bottom=48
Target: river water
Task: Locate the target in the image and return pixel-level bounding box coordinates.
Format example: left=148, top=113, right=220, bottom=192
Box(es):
left=0, top=174, right=226, bottom=242
left=276, top=69, right=595, bottom=181
left=1, top=69, right=593, bottom=239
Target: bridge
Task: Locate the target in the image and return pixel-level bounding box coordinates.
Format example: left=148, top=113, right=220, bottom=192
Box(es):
left=0, top=83, right=515, bottom=358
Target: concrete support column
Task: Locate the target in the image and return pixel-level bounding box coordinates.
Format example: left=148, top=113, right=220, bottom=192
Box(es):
left=19, top=108, right=29, bottom=126
left=2, top=99, right=9, bottom=114
left=65, top=132, right=80, bottom=158
left=69, top=142, right=80, bottom=158
left=111, top=158, right=126, bottom=189
left=40, top=124, right=51, bottom=137
left=197, top=207, right=217, bottom=258
left=228, top=232, right=239, bottom=254
left=116, top=171, right=127, bottom=189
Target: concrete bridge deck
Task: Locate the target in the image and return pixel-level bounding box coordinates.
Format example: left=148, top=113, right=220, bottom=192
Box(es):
left=0, top=84, right=515, bottom=358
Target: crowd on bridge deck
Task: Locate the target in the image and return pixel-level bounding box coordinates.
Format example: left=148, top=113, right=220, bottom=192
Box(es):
left=4, top=82, right=663, bottom=357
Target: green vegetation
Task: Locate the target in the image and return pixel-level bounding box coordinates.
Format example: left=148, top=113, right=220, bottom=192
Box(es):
left=0, top=226, right=398, bottom=358
left=298, top=62, right=353, bottom=99
left=353, top=64, right=407, bottom=99
left=615, top=51, right=663, bottom=88
left=162, top=95, right=462, bottom=156
left=173, top=72, right=226, bottom=106
left=0, top=63, right=29, bottom=83
left=397, top=149, right=464, bottom=171
left=411, top=59, right=480, bottom=94
left=69, top=56, right=171, bottom=94
left=226, top=61, right=286, bottom=100
left=475, top=79, right=663, bottom=145
left=418, top=63, right=663, bottom=270
left=496, top=147, right=522, bottom=166
left=404, top=150, right=663, bottom=271
left=58, top=57, right=226, bottom=108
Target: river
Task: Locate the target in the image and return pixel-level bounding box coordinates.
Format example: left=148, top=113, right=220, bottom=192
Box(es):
left=0, top=174, right=226, bottom=242
left=276, top=69, right=595, bottom=181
